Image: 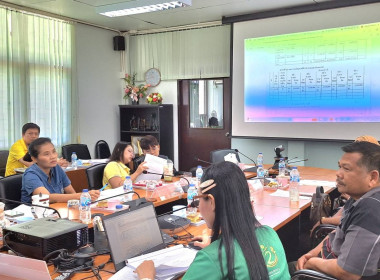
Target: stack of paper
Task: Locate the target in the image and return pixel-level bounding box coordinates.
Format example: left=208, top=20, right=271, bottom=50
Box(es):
left=110, top=245, right=197, bottom=280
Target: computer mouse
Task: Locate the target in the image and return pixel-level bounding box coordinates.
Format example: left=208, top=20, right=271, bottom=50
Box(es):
left=187, top=241, right=202, bottom=251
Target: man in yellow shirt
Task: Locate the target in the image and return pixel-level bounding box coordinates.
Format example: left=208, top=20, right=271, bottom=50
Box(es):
left=5, top=123, right=40, bottom=176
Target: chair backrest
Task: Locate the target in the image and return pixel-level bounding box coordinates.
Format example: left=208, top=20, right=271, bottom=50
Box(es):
left=85, top=163, right=107, bottom=190
left=95, top=140, right=111, bottom=159
left=210, top=149, right=240, bottom=164
left=0, top=174, right=23, bottom=210
left=291, top=269, right=337, bottom=280
left=62, top=144, right=91, bottom=161
left=0, top=150, right=9, bottom=177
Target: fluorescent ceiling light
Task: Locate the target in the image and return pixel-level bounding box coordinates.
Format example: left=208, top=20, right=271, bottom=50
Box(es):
left=97, top=0, right=192, bottom=17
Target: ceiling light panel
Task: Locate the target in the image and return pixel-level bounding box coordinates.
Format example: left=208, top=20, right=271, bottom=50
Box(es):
left=96, top=0, right=191, bottom=17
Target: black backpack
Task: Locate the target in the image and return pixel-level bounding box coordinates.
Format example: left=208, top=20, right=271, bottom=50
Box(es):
left=310, top=186, right=332, bottom=225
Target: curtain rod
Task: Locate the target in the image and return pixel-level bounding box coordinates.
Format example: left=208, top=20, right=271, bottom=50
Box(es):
left=0, top=1, right=120, bottom=34
left=127, top=20, right=223, bottom=35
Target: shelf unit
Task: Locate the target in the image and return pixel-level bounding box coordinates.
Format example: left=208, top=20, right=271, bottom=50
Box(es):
left=119, top=104, right=174, bottom=162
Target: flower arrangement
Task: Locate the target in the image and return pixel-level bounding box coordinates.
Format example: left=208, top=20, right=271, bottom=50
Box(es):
left=146, top=92, right=163, bottom=104
left=123, top=73, right=151, bottom=102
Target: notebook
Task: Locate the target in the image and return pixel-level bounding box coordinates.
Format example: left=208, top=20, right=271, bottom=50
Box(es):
left=102, top=202, right=166, bottom=271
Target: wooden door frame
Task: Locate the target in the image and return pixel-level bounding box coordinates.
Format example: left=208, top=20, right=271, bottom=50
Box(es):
left=177, top=78, right=232, bottom=171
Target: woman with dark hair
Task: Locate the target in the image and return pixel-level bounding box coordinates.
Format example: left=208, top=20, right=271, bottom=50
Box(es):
left=102, top=141, right=148, bottom=190
left=135, top=161, right=290, bottom=279
left=21, top=138, right=99, bottom=203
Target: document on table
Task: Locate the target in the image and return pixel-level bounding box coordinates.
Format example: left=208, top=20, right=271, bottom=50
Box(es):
left=135, top=154, right=167, bottom=182
left=94, top=186, right=124, bottom=201
left=109, top=245, right=197, bottom=280
left=269, top=189, right=312, bottom=200
left=300, top=180, right=336, bottom=188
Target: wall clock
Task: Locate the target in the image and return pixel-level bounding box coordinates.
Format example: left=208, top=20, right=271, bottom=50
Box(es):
left=145, top=68, right=161, bottom=87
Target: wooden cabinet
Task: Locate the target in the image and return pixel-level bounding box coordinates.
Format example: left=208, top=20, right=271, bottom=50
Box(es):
left=119, top=105, right=174, bottom=162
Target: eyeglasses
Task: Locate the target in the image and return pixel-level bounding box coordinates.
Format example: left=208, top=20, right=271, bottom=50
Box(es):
left=193, top=179, right=216, bottom=199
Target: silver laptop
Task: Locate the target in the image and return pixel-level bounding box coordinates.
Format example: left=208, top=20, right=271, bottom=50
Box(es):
left=102, top=202, right=166, bottom=271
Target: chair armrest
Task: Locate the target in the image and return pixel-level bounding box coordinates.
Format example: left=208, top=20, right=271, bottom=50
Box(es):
left=310, top=224, right=336, bottom=248
left=291, top=269, right=337, bottom=280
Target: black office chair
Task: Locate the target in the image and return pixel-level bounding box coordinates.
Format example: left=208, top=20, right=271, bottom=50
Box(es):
left=0, top=174, right=23, bottom=210
left=86, top=163, right=107, bottom=190
left=62, top=144, right=91, bottom=161
left=95, top=140, right=111, bottom=159
left=210, top=149, right=240, bottom=164
left=0, top=150, right=9, bottom=177
left=310, top=224, right=337, bottom=248
left=291, top=269, right=337, bottom=280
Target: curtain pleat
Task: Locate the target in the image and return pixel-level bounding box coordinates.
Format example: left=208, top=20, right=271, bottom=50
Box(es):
left=0, top=7, right=77, bottom=149
left=129, top=25, right=230, bottom=81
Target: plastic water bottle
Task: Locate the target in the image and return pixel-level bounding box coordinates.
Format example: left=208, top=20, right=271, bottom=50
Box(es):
left=123, top=176, right=133, bottom=202
left=289, top=167, right=300, bottom=202
left=187, top=183, right=197, bottom=207
left=79, top=189, right=91, bottom=224
left=195, top=166, right=203, bottom=186
left=279, top=158, right=286, bottom=176
left=71, top=152, right=78, bottom=170
left=257, top=153, right=264, bottom=166
left=257, top=165, right=265, bottom=185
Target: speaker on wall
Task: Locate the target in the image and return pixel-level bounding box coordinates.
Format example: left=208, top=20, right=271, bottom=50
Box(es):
left=113, top=36, right=125, bottom=51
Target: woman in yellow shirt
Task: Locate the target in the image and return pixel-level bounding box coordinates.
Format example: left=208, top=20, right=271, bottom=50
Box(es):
left=102, top=142, right=148, bottom=189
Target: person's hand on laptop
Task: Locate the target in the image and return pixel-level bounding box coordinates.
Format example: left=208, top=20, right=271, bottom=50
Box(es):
left=135, top=260, right=156, bottom=280
left=192, top=228, right=212, bottom=249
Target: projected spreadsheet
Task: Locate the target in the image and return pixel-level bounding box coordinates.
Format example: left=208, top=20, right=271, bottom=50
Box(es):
left=244, top=22, right=380, bottom=122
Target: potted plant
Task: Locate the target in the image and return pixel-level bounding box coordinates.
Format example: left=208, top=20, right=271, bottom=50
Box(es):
left=123, top=73, right=150, bottom=104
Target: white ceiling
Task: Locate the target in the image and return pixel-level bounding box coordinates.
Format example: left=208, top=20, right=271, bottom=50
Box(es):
left=0, top=0, right=340, bottom=31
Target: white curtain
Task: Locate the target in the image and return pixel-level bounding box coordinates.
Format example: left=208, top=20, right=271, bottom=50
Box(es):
left=128, top=25, right=230, bottom=80
left=0, top=7, right=77, bottom=149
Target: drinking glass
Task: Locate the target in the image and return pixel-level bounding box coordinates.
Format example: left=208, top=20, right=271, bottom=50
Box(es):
left=67, top=199, right=80, bottom=222
left=146, top=181, right=157, bottom=202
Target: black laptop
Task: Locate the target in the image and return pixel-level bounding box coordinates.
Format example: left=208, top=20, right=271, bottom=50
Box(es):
left=101, top=202, right=167, bottom=271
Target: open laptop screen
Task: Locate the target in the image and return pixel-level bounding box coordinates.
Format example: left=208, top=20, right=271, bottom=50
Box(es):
left=102, top=203, right=165, bottom=271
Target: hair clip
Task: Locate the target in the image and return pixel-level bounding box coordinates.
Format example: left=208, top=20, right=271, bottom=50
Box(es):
left=200, top=179, right=216, bottom=193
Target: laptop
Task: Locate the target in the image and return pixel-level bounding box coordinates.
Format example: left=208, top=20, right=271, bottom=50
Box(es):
left=102, top=202, right=167, bottom=271
left=0, top=253, right=51, bottom=280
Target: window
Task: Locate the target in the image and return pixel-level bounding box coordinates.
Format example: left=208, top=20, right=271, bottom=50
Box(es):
left=189, top=79, right=224, bottom=128
left=0, top=7, right=76, bottom=149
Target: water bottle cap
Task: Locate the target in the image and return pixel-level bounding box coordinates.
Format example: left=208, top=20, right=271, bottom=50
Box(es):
left=280, top=158, right=284, bottom=160
left=258, top=165, right=263, bottom=167
left=292, top=166, right=297, bottom=169
left=82, top=189, right=88, bottom=192
left=72, top=152, right=76, bottom=154
left=197, top=165, right=201, bottom=168
left=189, top=183, right=195, bottom=187
left=259, top=152, right=262, bottom=154
left=125, top=176, right=131, bottom=179
left=116, top=205, right=123, bottom=209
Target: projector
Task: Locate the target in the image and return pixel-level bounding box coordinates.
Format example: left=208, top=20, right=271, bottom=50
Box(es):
left=3, top=218, right=88, bottom=260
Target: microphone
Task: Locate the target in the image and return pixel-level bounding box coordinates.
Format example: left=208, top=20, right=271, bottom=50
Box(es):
left=90, top=191, right=140, bottom=204
left=287, top=159, right=308, bottom=164
left=194, top=156, right=212, bottom=165
left=142, top=170, right=164, bottom=176
left=0, top=197, right=61, bottom=218
left=157, top=205, right=188, bottom=218
left=234, top=149, right=257, bottom=166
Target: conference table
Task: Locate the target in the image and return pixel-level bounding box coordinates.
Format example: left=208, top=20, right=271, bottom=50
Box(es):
left=45, top=165, right=338, bottom=279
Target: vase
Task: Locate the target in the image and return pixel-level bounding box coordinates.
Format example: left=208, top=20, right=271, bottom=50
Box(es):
left=131, top=99, right=139, bottom=105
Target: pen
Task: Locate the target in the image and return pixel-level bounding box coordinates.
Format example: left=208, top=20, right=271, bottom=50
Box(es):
left=99, top=183, right=108, bottom=191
